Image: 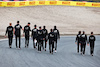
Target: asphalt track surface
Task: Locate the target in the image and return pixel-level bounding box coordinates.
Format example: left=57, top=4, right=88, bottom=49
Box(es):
left=0, top=36, right=100, bottom=67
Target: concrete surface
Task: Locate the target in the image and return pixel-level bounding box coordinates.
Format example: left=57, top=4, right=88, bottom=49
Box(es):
left=0, top=36, right=100, bottom=67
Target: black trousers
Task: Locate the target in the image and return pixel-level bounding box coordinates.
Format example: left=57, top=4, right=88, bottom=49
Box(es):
left=33, top=38, right=37, bottom=48
left=15, top=36, right=21, bottom=48
left=42, top=39, right=47, bottom=49
left=38, top=40, right=42, bottom=51
left=49, top=41, right=54, bottom=53
left=54, top=40, right=57, bottom=50
left=25, top=36, right=29, bottom=47
left=8, top=37, right=13, bottom=46
left=77, top=42, right=80, bottom=52
left=90, top=42, right=94, bottom=54
left=81, top=42, right=86, bottom=54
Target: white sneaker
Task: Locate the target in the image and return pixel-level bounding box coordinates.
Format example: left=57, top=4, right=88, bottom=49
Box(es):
left=55, top=50, right=57, bottom=53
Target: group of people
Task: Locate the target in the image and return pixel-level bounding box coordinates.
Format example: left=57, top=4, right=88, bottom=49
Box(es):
left=75, top=31, right=96, bottom=56
left=5, top=21, right=60, bottom=54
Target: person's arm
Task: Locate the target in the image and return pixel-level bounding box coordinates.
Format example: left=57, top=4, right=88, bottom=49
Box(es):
left=45, top=30, right=48, bottom=40
left=29, top=27, right=31, bottom=31
left=5, top=27, right=8, bottom=37
left=94, top=36, right=96, bottom=41
left=13, top=25, right=15, bottom=35
left=75, top=35, right=78, bottom=42
left=23, top=26, right=25, bottom=36
left=86, top=35, right=87, bottom=41
left=79, top=35, right=82, bottom=45
left=87, top=36, right=90, bottom=46
left=57, top=30, right=60, bottom=39
left=20, top=25, right=23, bottom=30
left=31, top=30, right=33, bottom=38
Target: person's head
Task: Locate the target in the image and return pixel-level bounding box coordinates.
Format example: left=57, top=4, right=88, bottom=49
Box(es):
left=34, top=25, right=37, bottom=28
left=83, top=31, right=85, bottom=34
left=79, top=31, right=81, bottom=34
left=91, top=32, right=93, bottom=35
left=9, top=23, right=12, bottom=26
left=43, top=26, right=46, bottom=29
left=17, top=21, right=19, bottom=24
left=50, top=29, right=53, bottom=32
left=39, top=26, right=41, bottom=30
left=28, top=22, right=30, bottom=26
left=54, top=26, right=57, bottom=29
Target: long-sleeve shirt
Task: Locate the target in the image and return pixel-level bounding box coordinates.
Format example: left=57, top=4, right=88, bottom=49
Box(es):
left=5, top=26, right=13, bottom=38
left=24, top=25, right=31, bottom=37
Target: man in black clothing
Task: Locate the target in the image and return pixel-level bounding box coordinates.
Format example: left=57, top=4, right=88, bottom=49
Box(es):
left=75, top=31, right=81, bottom=53
left=48, top=29, right=55, bottom=54
left=14, top=21, right=23, bottom=49
left=88, top=32, right=96, bottom=56
left=23, top=22, right=31, bottom=48
left=5, top=23, right=13, bottom=48
left=42, top=26, right=48, bottom=51
left=37, top=26, right=43, bottom=52
left=31, top=25, right=38, bottom=48
left=53, top=26, right=60, bottom=53
left=80, top=31, right=87, bottom=55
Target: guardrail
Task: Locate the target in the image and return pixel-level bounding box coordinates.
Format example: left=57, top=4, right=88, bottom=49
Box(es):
left=0, top=1, right=100, bottom=7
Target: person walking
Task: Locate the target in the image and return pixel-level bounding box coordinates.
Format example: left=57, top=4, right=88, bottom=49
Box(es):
left=5, top=23, right=13, bottom=48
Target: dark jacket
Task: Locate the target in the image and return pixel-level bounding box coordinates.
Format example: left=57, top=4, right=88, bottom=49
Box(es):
left=31, top=28, right=38, bottom=39
left=24, top=25, right=31, bottom=37
left=5, top=26, right=13, bottom=38
left=14, top=24, right=22, bottom=36
left=53, top=29, right=60, bottom=40
left=76, top=34, right=81, bottom=43
left=80, top=34, right=87, bottom=43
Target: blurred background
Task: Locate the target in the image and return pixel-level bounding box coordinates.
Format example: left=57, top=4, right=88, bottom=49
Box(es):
left=0, top=0, right=100, bottom=2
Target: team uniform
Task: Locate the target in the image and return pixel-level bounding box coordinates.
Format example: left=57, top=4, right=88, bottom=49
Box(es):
left=48, top=32, right=55, bottom=54
left=14, top=24, right=22, bottom=48
left=80, top=34, right=87, bottom=55
left=5, top=26, right=13, bottom=48
left=53, top=29, right=60, bottom=51
left=24, top=25, right=31, bottom=48
left=89, top=35, right=96, bottom=56
left=37, top=29, right=43, bottom=51
left=42, top=28, right=48, bottom=50
left=31, top=28, right=38, bottom=48
left=75, top=34, right=81, bottom=53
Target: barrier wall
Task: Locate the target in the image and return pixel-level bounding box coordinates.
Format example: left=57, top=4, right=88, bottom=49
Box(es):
left=0, top=1, right=100, bottom=7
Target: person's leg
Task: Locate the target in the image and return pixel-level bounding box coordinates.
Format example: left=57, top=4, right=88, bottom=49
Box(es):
left=41, top=40, right=44, bottom=50
left=90, top=43, right=92, bottom=55
left=8, top=37, right=10, bottom=47
left=33, top=38, right=36, bottom=48
left=40, top=41, right=42, bottom=51
left=27, top=36, right=29, bottom=47
left=83, top=43, right=86, bottom=55
left=9, top=37, right=12, bottom=48
left=16, top=36, right=18, bottom=48
left=19, top=36, right=21, bottom=48
left=10, top=37, right=13, bottom=48
left=52, top=42, right=54, bottom=54
left=92, top=44, right=94, bottom=55
left=25, top=37, right=27, bottom=48
left=91, top=43, right=94, bottom=55
left=45, top=40, right=47, bottom=51
left=80, top=43, right=83, bottom=54
left=55, top=40, right=57, bottom=51
left=38, top=42, right=39, bottom=51
left=49, top=42, right=51, bottom=53
left=77, top=42, right=79, bottom=53
left=27, top=39, right=29, bottom=47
